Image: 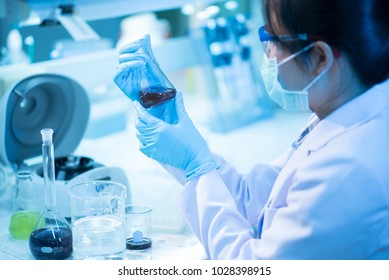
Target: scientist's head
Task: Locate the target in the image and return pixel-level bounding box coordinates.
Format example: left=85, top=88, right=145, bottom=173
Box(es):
left=260, top=0, right=389, bottom=119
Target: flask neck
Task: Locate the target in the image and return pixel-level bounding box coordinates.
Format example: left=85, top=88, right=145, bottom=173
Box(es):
left=13, top=170, right=37, bottom=212
left=42, top=143, right=56, bottom=210
left=16, top=171, right=33, bottom=188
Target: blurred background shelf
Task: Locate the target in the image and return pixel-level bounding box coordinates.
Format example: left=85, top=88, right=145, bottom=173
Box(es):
left=25, top=0, right=226, bottom=22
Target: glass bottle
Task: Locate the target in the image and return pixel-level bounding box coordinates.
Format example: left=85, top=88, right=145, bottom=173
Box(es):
left=134, top=37, right=176, bottom=109
left=8, top=170, right=40, bottom=240
left=29, top=129, right=73, bottom=260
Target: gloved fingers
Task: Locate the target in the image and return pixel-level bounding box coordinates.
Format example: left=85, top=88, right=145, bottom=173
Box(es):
left=114, top=62, right=143, bottom=100
left=135, top=128, right=154, bottom=145
left=141, top=34, right=157, bottom=62
left=115, top=60, right=145, bottom=78
left=118, top=40, right=142, bottom=55
left=135, top=115, right=147, bottom=127
left=138, top=142, right=155, bottom=159
left=174, top=91, right=190, bottom=122
left=175, top=91, right=184, bottom=108
left=138, top=141, right=148, bottom=154
left=118, top=34, right=157, bottom=62
left=135, top=116, right=161, bottom=134
left=136, top=129, right=158, bottom=159
left=118, top=52, right=151, bottom=64
left=133, top=100, right=163, bottom=125
left=118, top=34, right=153, bottom=54
left=137, top=131, right=153, bottom=155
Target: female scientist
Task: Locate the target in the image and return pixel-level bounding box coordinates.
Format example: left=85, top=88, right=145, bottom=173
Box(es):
left=114, top=0, right=389, bottom=259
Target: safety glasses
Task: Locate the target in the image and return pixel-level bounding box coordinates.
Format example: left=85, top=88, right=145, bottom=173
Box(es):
left=258, top=25, right=342, bottom=58
left=258, top=25, right=309, bottom=57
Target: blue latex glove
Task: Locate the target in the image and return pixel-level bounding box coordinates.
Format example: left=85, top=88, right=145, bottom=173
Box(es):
left=114, top=34, right=156, bottom=102
left=134, top=92, right=219, bottom=181
left=146, top=98, right=178, bottom=124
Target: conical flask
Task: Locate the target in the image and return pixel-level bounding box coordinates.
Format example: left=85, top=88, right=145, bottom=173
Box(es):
left=29, top=128, right=73, bottom=260
left=9, top=170, right=40, bottom=240
left=135, top=37, right=176, bottom=108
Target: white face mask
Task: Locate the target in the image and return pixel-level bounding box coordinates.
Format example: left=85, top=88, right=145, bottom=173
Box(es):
left=260, top=43, right=331, bottom=113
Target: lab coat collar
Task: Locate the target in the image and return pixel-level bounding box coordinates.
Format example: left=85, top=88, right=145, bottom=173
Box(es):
left=302, top=78, right=389, bottom=152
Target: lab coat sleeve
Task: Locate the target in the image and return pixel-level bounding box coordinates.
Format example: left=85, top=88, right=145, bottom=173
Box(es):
left=175, top=170, right=257, bottom=259
left=163, top=152, right=286, bottom=226
left=175, top=152, right=389, bottom=259
left=212, top=154, right=281, bottom=226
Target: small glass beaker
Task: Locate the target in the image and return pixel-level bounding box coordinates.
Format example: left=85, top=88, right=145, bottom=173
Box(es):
left=68, top=181, right=127, bottom=260
left=133, top=37, right=176, bottom=108
left=125, top=204, right=152, bottom=260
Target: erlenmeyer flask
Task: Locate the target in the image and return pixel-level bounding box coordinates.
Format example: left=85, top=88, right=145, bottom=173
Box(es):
left=9, top=170, right=40, bottom=240
left=29, top=129, right=72, bottom=260
left=135, top=37, right=176, bottom=109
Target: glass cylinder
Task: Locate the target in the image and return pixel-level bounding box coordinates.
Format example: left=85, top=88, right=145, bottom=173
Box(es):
left=9, top=170, right=40, bottom=240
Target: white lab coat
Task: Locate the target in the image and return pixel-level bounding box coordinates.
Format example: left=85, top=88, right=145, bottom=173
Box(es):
left=172, top=78, right=389, bottom=259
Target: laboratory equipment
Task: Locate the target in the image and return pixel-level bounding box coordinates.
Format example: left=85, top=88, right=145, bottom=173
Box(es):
left=55, top=3, right=100, bottom=42
left=201, top=14, right=274, bottom=132
left=29, top=129, right=73, bottom=260
left=0, top=73, right=131, bottom=219
left=125, top=204, right=152, bottom=260
left=132, top=36, right=176, bottom=108
left=69, top=181, right=127, bottom=260
left=50, top=38, right=112, bottom=59
left=0, top=29, right=30, bottom=65
left=205, top=18, right=235, bottom=107
left=116, top=13, right=171, bottom=50
left=8, top=170, right=40, bottom=240
left=125, top=204, right=152, bottom=249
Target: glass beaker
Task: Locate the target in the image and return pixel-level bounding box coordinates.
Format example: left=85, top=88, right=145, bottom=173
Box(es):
left=68, top=181, right=127, bottom=260
left=134, top=37, right=176, bottom=108
left=125, top=204, right=152, bottom=249
left=29, top=129, right=73, bottom=260
left=9, top=170, right=40, bottom=240
left=125, top=204, right=152, bottom=260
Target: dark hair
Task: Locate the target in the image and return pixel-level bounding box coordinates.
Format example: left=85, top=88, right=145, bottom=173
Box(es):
left=262, top=0, right=389, bottom=88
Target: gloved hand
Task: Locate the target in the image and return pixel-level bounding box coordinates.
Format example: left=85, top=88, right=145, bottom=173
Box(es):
left=114, top=34, right=156, bottom=102
left=134, top=92, right=219, bottom=181
left=147, top=98, right=178, bottom=124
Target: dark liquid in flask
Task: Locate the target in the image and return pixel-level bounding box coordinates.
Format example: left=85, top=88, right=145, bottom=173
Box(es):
left=29, top=227, right=73, bottom=260
left=140, top=87, right=176, bottom=108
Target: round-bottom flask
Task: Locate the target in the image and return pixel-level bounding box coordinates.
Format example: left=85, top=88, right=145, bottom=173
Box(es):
left=29, top=209, right=73, bottom=260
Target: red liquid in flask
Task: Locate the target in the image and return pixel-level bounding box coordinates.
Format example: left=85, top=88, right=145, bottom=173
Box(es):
left=140, top=87, right=176, bottom=108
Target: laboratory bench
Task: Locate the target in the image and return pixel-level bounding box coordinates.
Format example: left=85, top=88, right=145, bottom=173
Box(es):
left=0, top=105, right=310, bottom=260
